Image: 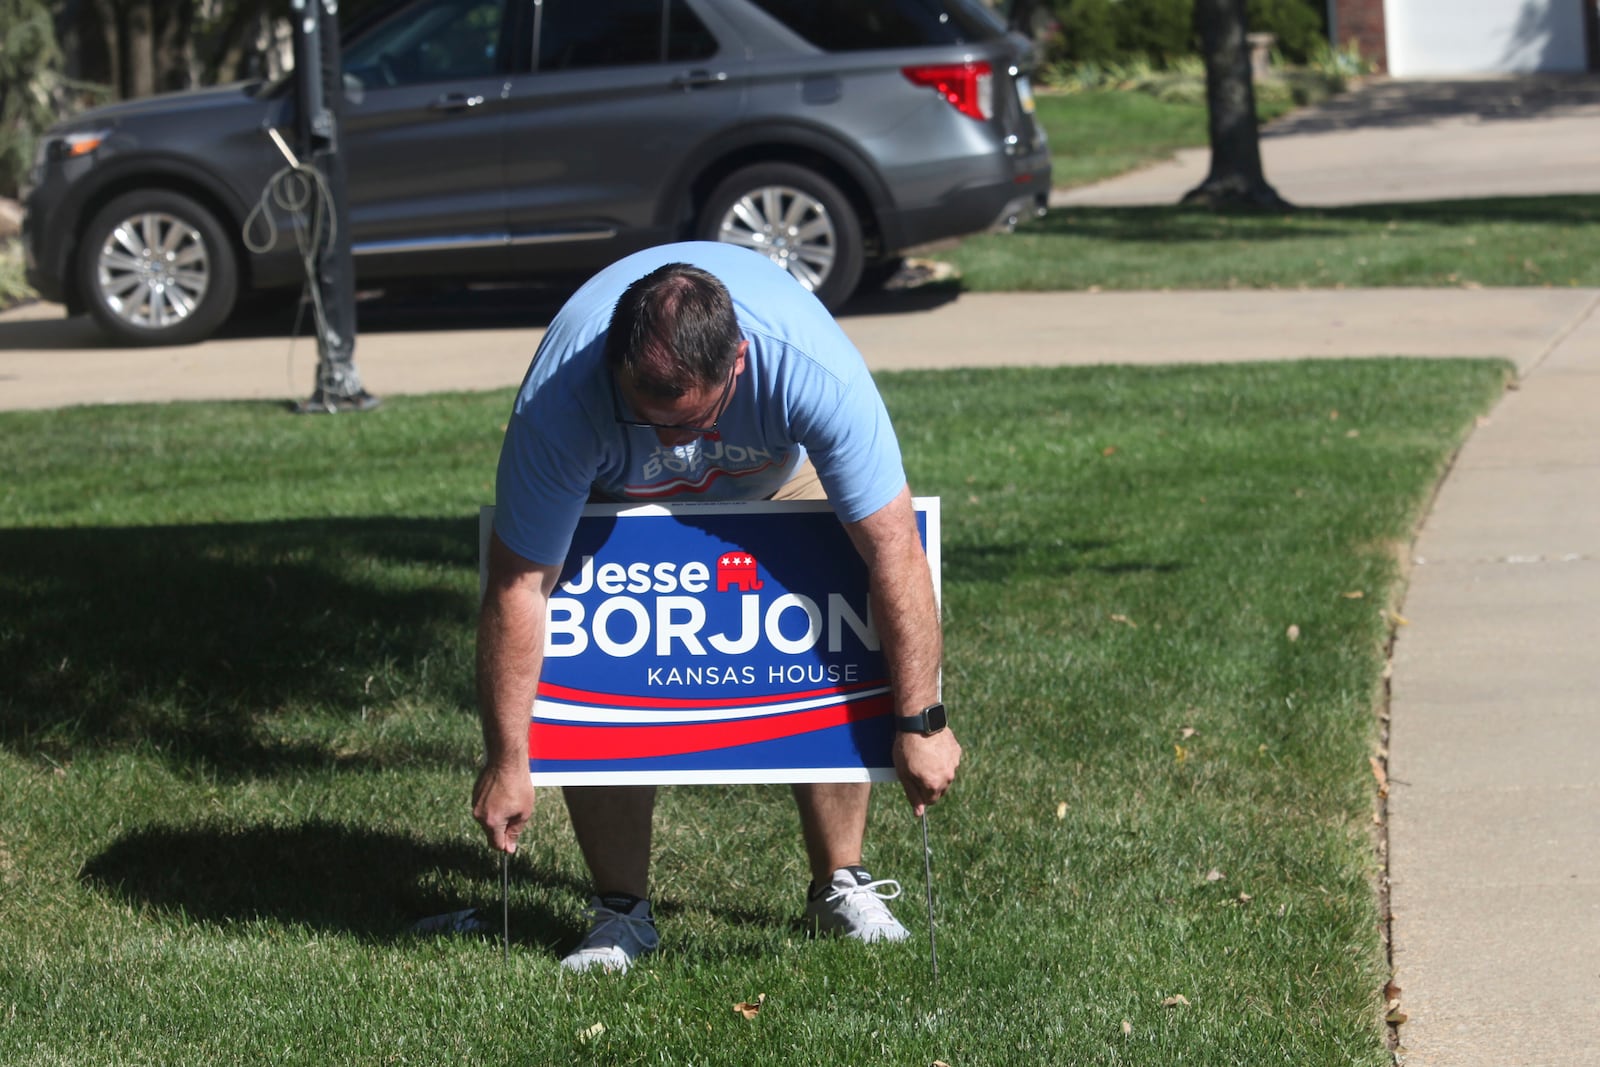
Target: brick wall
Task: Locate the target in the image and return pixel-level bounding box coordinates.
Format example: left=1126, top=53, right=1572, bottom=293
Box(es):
left=1333, top=0, right=1389, bottom=72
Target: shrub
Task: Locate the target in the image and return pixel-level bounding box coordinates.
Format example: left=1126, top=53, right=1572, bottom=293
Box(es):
left=1115, top=0, right=1196, bottom=62
left=1042, top=0, right=1327, bottom=68
left=0, top=0, right=61, bottom=198
left=1052, top=0, right=1122, bottom=66
left=1248, top=0, right=1327, bottom=64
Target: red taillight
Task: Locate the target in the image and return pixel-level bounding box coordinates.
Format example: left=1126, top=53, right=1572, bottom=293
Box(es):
left=902, top=61, right=994, bottom=121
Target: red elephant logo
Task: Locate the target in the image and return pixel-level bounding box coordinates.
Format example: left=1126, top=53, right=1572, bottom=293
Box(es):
left=716, top=552, right=764, bottom=592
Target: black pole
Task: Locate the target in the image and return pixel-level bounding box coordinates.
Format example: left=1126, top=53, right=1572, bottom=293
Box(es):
left=291, top=0, right=377, bottom=414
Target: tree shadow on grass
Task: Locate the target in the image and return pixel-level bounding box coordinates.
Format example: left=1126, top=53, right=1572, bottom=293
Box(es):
left=80, top=818, right=583, bottom=951
left=1034, top=195, right=1600, bottom=245
left=0, top=517, right=480, bottom=776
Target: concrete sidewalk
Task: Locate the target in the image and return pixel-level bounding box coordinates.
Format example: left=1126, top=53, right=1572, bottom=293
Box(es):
left=1388, top=295, right=1600, bottom=1066
left=0, top=287, right=1591, bottom=409
left=4, top=74, right=1599, bottom=1066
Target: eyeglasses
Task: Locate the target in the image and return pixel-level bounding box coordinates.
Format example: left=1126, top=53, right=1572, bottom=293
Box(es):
left=611, top=365, right=736, bottom=436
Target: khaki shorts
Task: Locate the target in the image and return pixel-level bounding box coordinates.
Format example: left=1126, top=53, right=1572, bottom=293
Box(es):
left=767, top=457, right=826, bottom=502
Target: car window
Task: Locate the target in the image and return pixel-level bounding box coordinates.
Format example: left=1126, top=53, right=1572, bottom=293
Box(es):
left=536, top=0, right=716, bottom=71
left=344, top=0, right=507, bottom=87
left=743, top=0, right=1001, bottom=50
left=667, top=1, right=719, bottom=61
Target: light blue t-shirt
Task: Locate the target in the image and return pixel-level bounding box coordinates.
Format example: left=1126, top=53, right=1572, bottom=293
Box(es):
left=494, top=242, right=906, bottom=565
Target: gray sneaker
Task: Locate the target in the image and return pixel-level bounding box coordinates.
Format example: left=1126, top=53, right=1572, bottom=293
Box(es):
left=561, top=896, right=659, bottom=974
left=804, top=866, right=910, bottom=943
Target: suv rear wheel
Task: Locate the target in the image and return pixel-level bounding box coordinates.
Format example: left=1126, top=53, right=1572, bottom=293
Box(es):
left=78, top=189, right=239, bottom=346
left=698, top=163, right=864, bottom=311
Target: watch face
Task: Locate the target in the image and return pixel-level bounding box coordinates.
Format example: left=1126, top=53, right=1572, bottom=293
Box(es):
left=924, top=703, right=947, bottom=733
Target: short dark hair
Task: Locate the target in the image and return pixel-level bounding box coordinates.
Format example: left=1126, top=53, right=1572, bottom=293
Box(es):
left=604, top=263, right=741, bottom=399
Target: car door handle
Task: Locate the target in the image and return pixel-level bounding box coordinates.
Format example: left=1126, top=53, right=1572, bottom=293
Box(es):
left=431, top=93, right=486, bottom=112
left=671, top=70, right=728, bottom=91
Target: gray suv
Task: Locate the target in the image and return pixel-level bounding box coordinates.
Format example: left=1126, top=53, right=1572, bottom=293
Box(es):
left=23, top=0, right=1050, bottom=346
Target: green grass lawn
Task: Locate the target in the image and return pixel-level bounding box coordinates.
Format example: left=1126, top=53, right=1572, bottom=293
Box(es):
left=936, top=196, right=1600, bottom=292
left=1034, top=89, right=1302, bottom=191
left=0, top=359, right=1509, bottom=1064
left=1036, top=90, right=1225, bottom=190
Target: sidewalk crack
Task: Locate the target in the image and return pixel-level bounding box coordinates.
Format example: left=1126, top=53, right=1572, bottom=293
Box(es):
left=1521, top=289, right=1600, bottom=379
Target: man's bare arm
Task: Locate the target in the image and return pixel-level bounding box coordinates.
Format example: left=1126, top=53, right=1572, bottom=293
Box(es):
left=472, top=531, right=561, bottom=852
left=843, top=485, right=961, bottom=814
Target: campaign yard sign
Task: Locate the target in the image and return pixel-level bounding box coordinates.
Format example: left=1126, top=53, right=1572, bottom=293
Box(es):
left=478, top=499, right=940, bottom=786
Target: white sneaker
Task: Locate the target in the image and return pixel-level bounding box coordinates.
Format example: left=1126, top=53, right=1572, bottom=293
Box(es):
left=804, top=866, right=910, bottom=943
left=560, top=896, right=659, bottom=974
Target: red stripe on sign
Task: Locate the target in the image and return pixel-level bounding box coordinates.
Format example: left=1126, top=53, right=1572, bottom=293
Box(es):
left=536, top=679, right=887, bottom=711
left=529, top=694, right=892, bottom=760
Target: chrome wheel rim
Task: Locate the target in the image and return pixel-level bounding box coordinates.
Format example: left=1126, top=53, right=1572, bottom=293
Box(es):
left=95, top=210, right=211, bottom=330
left=714, top=184, right=836, bottom=293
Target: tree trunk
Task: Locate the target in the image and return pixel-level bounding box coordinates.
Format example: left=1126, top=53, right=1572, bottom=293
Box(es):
left=1182, top=0, right=1291, bottom=209
left=122, top=0, right=157, bottom=99
left=205, top=2, right=274, bottom=83
left=1007, top=0, right=1038, bottom=36
left=153, top=2, right=197, bottom=91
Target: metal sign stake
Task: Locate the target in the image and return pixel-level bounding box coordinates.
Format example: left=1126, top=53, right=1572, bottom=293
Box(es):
left=502, top=851, right=510, bottom=963
left=921, top=811, right=938, bottom=984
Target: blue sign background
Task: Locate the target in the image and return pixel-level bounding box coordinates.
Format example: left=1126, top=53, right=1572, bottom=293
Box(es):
left=479, top=500, right=939, bottom=785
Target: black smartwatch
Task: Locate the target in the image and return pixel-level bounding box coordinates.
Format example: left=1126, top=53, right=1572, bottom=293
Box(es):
left=895, top=702, right=947, bottom=737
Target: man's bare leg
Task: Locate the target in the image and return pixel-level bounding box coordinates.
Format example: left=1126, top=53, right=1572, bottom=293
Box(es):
left=792, top=781, right=871, bottom=885
left=563, top=785, right=655, bottom=899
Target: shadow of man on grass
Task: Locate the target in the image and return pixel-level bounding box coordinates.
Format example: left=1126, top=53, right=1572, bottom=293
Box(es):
left=80, top=818, right=586, bottom=951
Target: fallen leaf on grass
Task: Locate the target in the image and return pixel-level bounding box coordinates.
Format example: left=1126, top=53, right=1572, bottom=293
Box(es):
left=1174, top=744, right=1188, bottom=764
left=1386, top=1008, right=1409, bottom=1025
left=1370, top=756, right=1389, bottom=797
left=1341, top=590, right=1365, bottom=599
left=1121, top=1019, right=1133, bottom=1036
left=1102, top=446, right=1117, bottom=457
left=1179, top=726, right=1197, bottom=739
left=1161, top=994, right=1191, bottom=1008
left=1286, top=624, right=1301, bottom=641
left=578, top=1022, right=606, bottom=1043
left=1205, top=869, right=1225, bottom=883
left=1110, top=613, right=1136, bottom=627
left=733, top=994, right=767, bottom=1020
left=1055, top=801, right=1068, bottom=820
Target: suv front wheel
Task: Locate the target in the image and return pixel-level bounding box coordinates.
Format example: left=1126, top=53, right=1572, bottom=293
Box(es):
left=78, top=189, right=239, bottom=346
left=698, top=163, right=863, bottom=312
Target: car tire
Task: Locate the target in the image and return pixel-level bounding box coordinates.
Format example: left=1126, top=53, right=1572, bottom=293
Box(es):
left=698, top=163, right=864, bottom=312
left=78, top=189, right=239, bottom=346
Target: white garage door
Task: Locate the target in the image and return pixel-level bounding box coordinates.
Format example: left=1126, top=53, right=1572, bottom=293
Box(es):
left=1384, top=0, right=1589, bottom=75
